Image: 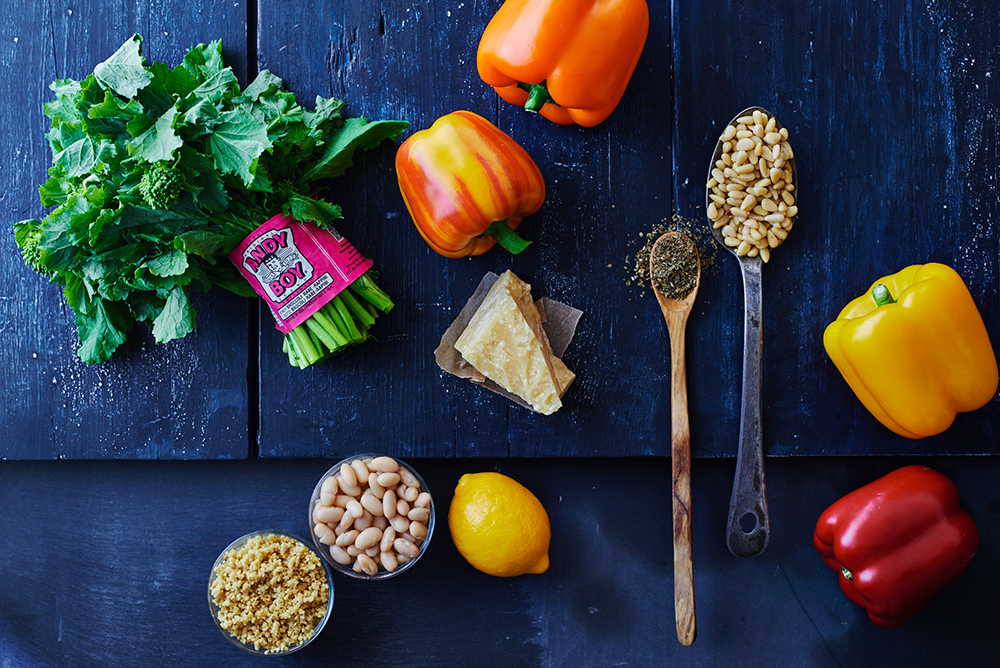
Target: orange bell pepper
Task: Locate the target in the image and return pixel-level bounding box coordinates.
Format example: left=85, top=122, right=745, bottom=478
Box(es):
left=395, top=111, right=545, bottom=258
left=477, top=0, right=649, bottom=127
left=823, top=263, right=998, bottom=438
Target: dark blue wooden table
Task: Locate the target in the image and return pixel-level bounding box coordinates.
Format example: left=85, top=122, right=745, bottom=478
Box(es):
left=1, top=0, right=997, bottom=665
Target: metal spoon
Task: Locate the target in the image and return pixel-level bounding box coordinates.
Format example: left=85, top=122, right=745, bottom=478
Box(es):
left=706, top=106, right=795, bottom=558
left=650, top=231, right=699, bottom=646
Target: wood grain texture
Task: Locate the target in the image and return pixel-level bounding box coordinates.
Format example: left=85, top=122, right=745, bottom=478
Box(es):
left=673, top=0, right=1000, bottom=456
left=0, top=1, right=250, bottom=459
left=254, top=0, right=676, bottom=458
left=2, top=456, right=998, bottom=666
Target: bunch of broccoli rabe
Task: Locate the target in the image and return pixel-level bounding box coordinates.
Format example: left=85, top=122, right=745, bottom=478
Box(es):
left=16, top=34, right=406, bottom=366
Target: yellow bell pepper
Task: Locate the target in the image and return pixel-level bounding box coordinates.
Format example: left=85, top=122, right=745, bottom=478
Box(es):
left=823, top=263, right=997, bottom=439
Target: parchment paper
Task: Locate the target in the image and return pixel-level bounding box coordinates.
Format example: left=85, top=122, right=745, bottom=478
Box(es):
left=434, top=272, right=583, bottom=411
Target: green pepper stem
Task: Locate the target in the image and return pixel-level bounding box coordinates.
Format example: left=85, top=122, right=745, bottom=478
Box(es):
left=842, top=567, right=853, bottom=581
left=482, top=220, right=532, bottom=255
left=518, top=81, right=557, bottom=113
left=872, top=284, right=897, bottom=307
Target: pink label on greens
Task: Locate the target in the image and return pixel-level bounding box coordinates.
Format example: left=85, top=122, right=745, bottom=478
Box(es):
left=229, top=213, right=373, bottom=334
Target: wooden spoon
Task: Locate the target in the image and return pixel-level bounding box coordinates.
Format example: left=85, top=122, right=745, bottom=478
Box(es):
left=650, top=231, right=699, bottom=647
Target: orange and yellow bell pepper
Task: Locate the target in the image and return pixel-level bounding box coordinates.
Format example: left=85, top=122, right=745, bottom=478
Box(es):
left=823, top=263, right=998, bottom=439
left=395, top=110, right=545, bottom=258
left=476, top=0, right=649, bottom=127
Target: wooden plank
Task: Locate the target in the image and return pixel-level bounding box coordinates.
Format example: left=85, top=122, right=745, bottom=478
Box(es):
left=1, top=456, right=998, bottom=664
left=0, top=1, right=250, bottom=459
left=258, top=0, right=1000, bottom=458
left=255, top=0, right=509, bottom=458
left=672, top=0, right=1000, bottom=456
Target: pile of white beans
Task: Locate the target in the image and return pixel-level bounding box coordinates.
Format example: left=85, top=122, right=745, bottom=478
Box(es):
left=312, top=456, right=431, bottom=576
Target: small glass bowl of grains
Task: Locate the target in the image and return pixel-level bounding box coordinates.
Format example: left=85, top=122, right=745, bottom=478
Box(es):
left=208, top=530, right=334, bottom=655
left=309, top=453, right=435, bottom=580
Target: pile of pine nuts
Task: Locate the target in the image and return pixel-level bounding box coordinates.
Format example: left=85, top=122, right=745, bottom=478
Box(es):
left=707, top=109, right=797, bottom=263
left=312, top=455, right=432, bottom=576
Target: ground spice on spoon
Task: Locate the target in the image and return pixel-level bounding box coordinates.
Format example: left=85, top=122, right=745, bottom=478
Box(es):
left=650, top=232, right=699, bottom=300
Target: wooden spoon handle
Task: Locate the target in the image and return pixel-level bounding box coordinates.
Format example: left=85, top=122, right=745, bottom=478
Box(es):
left=669, top=313, right=697, bottom=646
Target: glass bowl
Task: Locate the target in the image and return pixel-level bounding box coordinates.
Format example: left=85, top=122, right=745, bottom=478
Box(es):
left=208, top=530, right=334, bottom=655
left=309, top=453, right=435, bottom=580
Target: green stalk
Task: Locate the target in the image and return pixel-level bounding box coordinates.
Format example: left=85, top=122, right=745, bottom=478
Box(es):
left=288, top=326, right=321, bottom=366
left=322, top=301, right=352, bottom=341
left=312, top=308, right=350, bottom=348
left=306, top=317, right=339, bottom=353
left=340, top=288, right=376, bottom=328
left=333, top=295, right=362, bottom=342
left=349, top=271, right=394, bottom=313
left=517, top=80, right=558, bottom=112
left=872, top=284, right=897, bottom=307
left=480, top=220, right=531, bottom=254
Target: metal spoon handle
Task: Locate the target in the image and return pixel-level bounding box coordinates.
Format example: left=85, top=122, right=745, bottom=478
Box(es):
left=726, top=257, right=769, bottom=558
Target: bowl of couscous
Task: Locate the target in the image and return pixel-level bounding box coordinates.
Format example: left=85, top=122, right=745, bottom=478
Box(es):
left=208, top=530, right=334, bottom=655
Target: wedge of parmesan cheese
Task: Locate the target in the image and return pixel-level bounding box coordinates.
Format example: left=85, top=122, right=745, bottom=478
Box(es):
left=455, top=271, right=569, bottom=414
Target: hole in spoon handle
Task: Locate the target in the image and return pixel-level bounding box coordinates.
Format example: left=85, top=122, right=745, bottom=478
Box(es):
left=726, top=257, right=769, bottom=558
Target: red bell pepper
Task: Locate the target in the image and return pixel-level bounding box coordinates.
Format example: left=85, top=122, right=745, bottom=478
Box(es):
left=813, top=465, right=978, bottom=628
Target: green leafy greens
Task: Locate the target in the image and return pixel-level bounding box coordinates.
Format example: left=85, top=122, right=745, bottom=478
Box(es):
left=17, top=34, right=407, bottom=364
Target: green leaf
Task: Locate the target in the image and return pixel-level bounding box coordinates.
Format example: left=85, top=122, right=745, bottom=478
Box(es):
left=145, top=249, right=189, bottom=277
left=305, top=95, right=344, bottom=130
left=300, top=117, right=408, bottom=182
left=204, top=108, right=272, bottom=186
left=174, top=231, right=227, bottom=260
left=39, top=176, right=70, bottom=208
left=131, top=104, right=183, bottom=163
left=191, top=68, right=239, bottom=103
left=85, top=91, right=143, bottom=137
left=152, top=285, right=196, bottom=343
left=286, top=194, right=343, bottom=228
left=182, top=40, right=225, bottom=80
left=93, top=34, right=153, bottom=99
left=66, top=277, right=132, bottom=364
left=243, top=70, right=284, bottom=101
left=53, top=136, right=96, bottom=178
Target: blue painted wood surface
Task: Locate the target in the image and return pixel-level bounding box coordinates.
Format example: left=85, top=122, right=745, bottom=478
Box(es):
left=256, top=0, right=1000, bottom=458
left=0, top=1, right=249, bottom=459
left=1, top=456, right=996, bottom=665
left=1, top=0, right=997, bottom=458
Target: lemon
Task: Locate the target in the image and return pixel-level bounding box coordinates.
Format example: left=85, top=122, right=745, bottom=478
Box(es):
left=448, top=472, right=550, bottom=577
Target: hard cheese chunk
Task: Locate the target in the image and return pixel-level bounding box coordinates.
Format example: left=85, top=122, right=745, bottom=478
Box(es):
left=455, top=271, right=568, bottom=415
